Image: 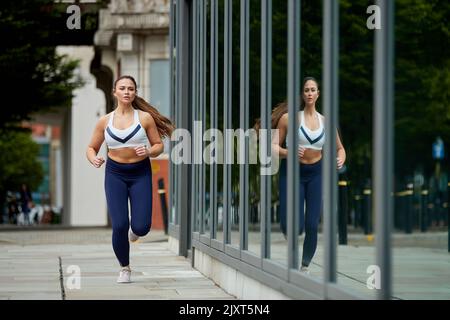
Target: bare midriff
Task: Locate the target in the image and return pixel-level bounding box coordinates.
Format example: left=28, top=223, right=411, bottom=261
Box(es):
left=299, top=148, right=322, bottom=165
left=108, top=147, right=148, bottom=164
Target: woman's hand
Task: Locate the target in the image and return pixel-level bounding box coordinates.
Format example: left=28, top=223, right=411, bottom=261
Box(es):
left=298, top=146, right=305, bottom=159
left=134, top=145, right=149, bottom=157
left=92, top=156, right=105, bottom=168
left=337, top=157, right=344, bottom=170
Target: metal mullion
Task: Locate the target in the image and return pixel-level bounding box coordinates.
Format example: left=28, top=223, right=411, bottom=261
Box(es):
left=323, top=0, right=339, bottom=289
left=175, top=0, right=181, bottom=226
left=196, top=1, right=199, bottom=234
left=197, top=0, right=202, bottom=234
left=374, top=0, right=394, bottom=300
left=177, top=0, right=191, bottom=257
left=169, top=0, right=175, bottom=225
left=287, top=0, right=300, bottom=271
left=201, top=0, right=207, bottom=236
left=239, top=0, right=249, bottom=251
left=260, top=0, right=272, bottom=260
left=191, top=0, right=198, bottom=233
left=199, top=0, right=205, bottom=234
left=201, top=0, right=207, bottom=235
left=210, top=0, right=218, bottom=239
left=223, top=0, right=232, bottom=245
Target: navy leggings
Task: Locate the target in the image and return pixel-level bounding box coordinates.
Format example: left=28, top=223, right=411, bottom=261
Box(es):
left=279, top=158, right=322, bottom=267
left=105, top=157, right=153, bottom=267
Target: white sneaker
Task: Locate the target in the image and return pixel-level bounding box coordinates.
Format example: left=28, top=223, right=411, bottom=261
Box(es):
left=117, top=266, right=131, bottom=283
left=300, top=266, right=310, bottom=275
left=129, top=228, right=139, bottom=242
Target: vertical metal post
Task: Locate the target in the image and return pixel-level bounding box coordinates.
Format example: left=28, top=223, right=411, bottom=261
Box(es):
left=177, top=0, right=191, bottom=257
left=260, top=0, right=272, bottom=259
left=323, top=0, right=339, bottom=286
left=374, top=0, right=394, bottom=300
left=190, top=0, right=198, bottom=234
left=448, top=182, right=450, bottom=252
left=202, top=0, right=207, bottom=235
left=210, top=0, right=218, bottom=239
left=199, top=0, right=205, bottom=234
left=239, top=0, right=249, bottom=250
left=175, top=0, right=181, bottom=227
left=169, top=0, right=175, bottom=224
left=223, top=0, right=233, bottom=245
left=287, top=0, right=300, bottom=271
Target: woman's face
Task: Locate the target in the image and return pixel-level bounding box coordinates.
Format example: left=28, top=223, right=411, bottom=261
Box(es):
left=113, top=78, right=136, bottom=105
left=302, top=80, right=319, bottom=107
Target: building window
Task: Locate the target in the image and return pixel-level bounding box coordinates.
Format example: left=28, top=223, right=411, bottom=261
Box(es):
left=150, top=59, right=171, bottom=119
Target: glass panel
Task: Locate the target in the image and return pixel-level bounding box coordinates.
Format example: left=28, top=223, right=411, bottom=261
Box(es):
left=230, top=0, right=240, bottom=248
left=392, top=0, right=449, bottom=300
left=150, top=59, right=171, bottom=158
left=150, top=60, right=171, bottom=118
left=215, top=0, right=224, bottom=244
left=203, top=0, right=211, bottom=237
left=191, top=0, right=200, bottom=233
left=169, top=0, right=176, bottom=225
left=335, top=1, right=375, bottom=297
left=247, top=0, right=261, bottom=258
left=269, top=0, right=288, bottom=266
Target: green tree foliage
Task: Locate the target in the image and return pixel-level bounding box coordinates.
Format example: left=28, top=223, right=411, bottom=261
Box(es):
left=252, top=0, right=449, bottom=188
left=336, top=0, right=450, bottom=186
left=0, top=129, right=44, bottom=209
left=0, top=0, right=97, bottom=127
left=183, top=0, right=449, bottom=203
left=339, top=0, right=375, bottom=186
left=394, top=0, right=450, bottom=180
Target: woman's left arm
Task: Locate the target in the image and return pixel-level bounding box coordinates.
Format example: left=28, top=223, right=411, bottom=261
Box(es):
left=142, top=112, right=164, bottom=158
left=336, top=130, right=346, bottom=169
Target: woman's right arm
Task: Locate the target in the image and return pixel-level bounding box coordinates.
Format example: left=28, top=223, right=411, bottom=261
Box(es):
left=272, top=113, right=288, bottom=159
left=86, top=116, right=107, bottom=168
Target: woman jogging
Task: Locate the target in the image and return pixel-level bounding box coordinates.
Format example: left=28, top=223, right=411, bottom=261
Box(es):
left=86, top=75, right=174, bottom=283
left=271, top=76, right=346, bottom=274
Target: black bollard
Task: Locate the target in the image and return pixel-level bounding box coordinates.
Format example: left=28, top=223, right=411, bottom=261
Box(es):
left=158, top=178, right=169, bottom=235
left=448, top=182, right=450, bottom=253
left=354, top=193, right=362, bottom=229
left=420, top=190, right=428, bottom=232
left=404, top=189, right=413, bottom=234
left=338, top=180, right=348, bottom=245
left=363, top=188, right=372, bottom=235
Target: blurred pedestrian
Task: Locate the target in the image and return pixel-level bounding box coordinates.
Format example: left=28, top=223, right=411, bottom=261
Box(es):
left=6, top=191, right=19, bottom=224
left=19, top=184, right=33, bottom=225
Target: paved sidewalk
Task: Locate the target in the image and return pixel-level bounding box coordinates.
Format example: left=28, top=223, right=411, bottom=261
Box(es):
left=1, top=228, right=449, bottom=300
left=261, top=232, right=450, bottom=300
left=0, top=228, right=235, bottom=300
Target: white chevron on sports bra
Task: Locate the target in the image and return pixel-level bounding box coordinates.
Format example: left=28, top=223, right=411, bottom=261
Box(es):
left=298, top=111, right=325, bottom=150
left=104, top=109, right=150, bottom=149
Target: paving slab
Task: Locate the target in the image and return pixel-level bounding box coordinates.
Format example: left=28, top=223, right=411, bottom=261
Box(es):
left=0, top=229, right=236, bottom=300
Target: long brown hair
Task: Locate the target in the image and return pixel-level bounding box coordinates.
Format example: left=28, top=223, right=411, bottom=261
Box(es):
left=253, top=76, right=319, bottom=133
left=114, top=75, right=175, bottom=138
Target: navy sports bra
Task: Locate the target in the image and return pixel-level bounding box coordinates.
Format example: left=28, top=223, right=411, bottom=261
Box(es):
left=104, top=109, right=150, bottom=149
